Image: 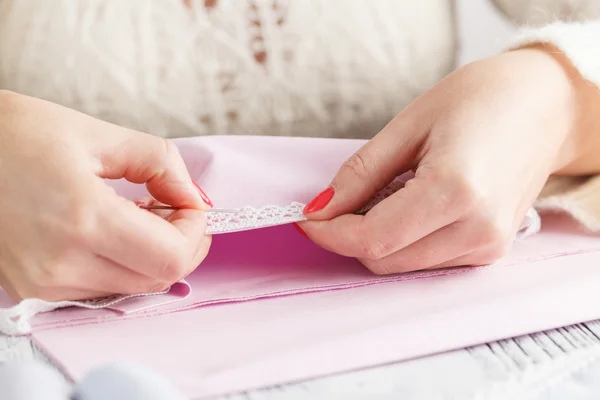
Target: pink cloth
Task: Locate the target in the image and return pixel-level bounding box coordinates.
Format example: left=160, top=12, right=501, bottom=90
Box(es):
left=4, top=136, right=600, bottom=398
left=32, top=246, right=600, bottom=398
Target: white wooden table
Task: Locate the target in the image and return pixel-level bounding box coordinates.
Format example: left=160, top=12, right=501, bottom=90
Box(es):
left=3, top=322, right=600, bottom=399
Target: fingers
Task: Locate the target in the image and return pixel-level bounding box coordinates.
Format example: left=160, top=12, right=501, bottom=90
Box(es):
left=300, top=169, right=464, bottom=261
left=13, top=197, right=210, bottom=302
left=9, top=252, right=157, bottom=301
left=357, top=222, right=480, bottom=275
left=59, top=253, right=169, bottom=296
left=91, top=188, right=209, bottom=283
left=191, top=234, right=212, bottom=273
left=305, top=105, right=432, bottom=220
left=301, top=179, right=515, bottom=275
left=431, top=233, right=515, bottom=270
left=88, top=121, right=210, bottom=209
left=297, top=214, right=366, bottom=257
left=135, top=197, right=211, bottom=277
left=166, top=207, right=212, bottom=277
left=134, top=197, right=176, bottom=220
left=303, top=213, right=506, bottom=276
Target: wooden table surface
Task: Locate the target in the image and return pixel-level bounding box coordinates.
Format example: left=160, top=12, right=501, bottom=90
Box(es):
left=3, top=321, right=600, bottom=399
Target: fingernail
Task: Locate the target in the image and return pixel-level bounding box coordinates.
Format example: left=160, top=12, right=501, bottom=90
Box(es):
left=293, top=223, right=308, bottom=239
left=192, top=181, right=213, bottom=207
left=304, top=187, right=334, bottom=214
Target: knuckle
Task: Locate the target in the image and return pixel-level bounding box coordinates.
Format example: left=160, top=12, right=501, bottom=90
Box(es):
left=161, top=137, right=177, bottom=157
left=28, top=260, right=64, bottom=289
left=341, top=152, right=372, bottom=182
left=446, top=174, right=481, bottom=214
left=475, top=216, right=512, bottom=251
left=144, top=137, right=175, bottom=174
left=361, top=260, right=392, bottom=275
left=158, top=251, right=188, bottom=283
left=476, top=240, right=512, bottom=265
left=151, top=138, right=188, bottom=180
left=415, top=166, right=481, bottom=217
left=66, top=200, right=101, bottom=246
left=363, top=256, right=425, bottom=276
left=158, top=138, right=180, bottom=166
left=358, top=219, right=394, bottom=260
left=145, top=280, right=171, bottom=294
left=486, top=242, right=511, bottom=262
left=362, top=236, right=391, bottom=261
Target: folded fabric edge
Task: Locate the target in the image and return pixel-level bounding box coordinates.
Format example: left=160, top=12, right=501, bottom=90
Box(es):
left=0, top=286, right=177, bottom=336
left=30, top=266, right=476, bottom=333
left=31, top=233, right=600, bottom=334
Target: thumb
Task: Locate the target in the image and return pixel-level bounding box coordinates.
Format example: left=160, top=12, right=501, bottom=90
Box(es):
left=304, top=112, right=428, bottom=220
left=88, top=122, right=211, bottom=209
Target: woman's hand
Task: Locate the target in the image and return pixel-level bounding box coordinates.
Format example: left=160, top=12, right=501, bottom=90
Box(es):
left=299, top=45, right=599, bottom=274
left=0, top=91, right=212, bottom=301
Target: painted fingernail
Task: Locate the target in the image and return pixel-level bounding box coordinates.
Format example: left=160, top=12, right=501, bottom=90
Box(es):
left=192, top=181, right=213, bottom=207
left=304, top=187, right=334, bottom=214
left=293, top=223, right=308, bottom=239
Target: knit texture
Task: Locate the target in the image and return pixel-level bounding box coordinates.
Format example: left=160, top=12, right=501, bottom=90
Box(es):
left=0, top=0, right=456, bottom=139
left=492, top=0, right=600, bottom=26
left=510, top=20, right=600, bottom=231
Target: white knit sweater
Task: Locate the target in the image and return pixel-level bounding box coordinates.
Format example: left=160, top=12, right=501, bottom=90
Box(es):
left=0, top=0, right=597, bottom=140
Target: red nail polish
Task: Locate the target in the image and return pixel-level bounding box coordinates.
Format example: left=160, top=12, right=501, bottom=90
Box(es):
left=304, top=187, right=334, bottom=214
left=293, top=223, right=308, bottom=239
left=193, top=181, right=213, bottom=207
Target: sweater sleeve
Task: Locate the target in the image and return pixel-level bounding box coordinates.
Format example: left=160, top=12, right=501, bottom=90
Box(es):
left=509, top=20, right=600, bottom=87
left=490, top=0, right=600, bottom=26
left=506, top=20, right=600, bottom=231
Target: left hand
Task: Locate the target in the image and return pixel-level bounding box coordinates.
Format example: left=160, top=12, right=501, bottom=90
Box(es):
left=0, top=91, right=212, bottom=301
left=298, top=45, right=597, bottom=274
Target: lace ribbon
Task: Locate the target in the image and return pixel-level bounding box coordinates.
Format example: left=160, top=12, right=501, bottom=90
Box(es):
left=0, top=177, right=541, bottom=335
left=206, top=202, right=307, bottom=234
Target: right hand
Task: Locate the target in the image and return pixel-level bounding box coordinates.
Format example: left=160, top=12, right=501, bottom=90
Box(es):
left=299, top=46, right=593, bottom=275
left=0, top=90, right=212, bottom=302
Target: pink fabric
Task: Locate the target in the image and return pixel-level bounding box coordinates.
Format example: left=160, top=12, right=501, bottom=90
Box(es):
left=5, top=136, right=600, bottom=398
left=109, top=135, right=361, bottom=208
left=26, top=214, right=600, bottom=331
left=33, top=247, right=600, bottom=398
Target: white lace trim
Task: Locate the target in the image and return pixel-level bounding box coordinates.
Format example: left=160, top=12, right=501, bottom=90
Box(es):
left=206, top=202, right=307, bottom=235
left=0, top=177, right=541, bottom=336
left=0, top=289, right=170, bottom=336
